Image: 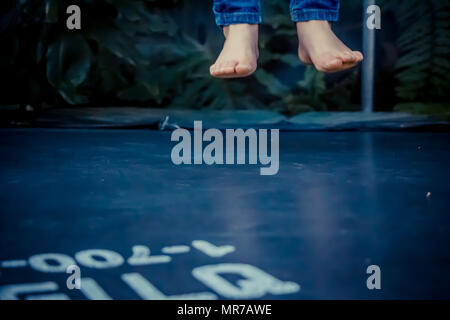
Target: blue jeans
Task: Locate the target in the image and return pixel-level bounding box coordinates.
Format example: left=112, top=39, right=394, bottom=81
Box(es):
left=213, top=0, right=340, bottom=26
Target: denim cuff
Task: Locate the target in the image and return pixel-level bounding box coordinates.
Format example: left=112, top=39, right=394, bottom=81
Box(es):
left=214, top=12, right=262, bottom=27
left=291, top=9, right=339, bottom=22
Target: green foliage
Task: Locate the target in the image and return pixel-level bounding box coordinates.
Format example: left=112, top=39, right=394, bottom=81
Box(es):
left=3, top=0, right=447, bottom=114
left=394, top=102, right=450, bottom=115
left=386, top=0, right=450, bottom=104
left=1, top=0, right=330, bottom=112
left=46, top=34, right=92, bottom=104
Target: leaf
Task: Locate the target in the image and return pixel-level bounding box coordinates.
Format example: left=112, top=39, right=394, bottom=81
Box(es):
left=46, top=35, right=92, bottom=104
left=43, top=0, right=58, bottom=23
left=391, top=0, right=450, bottom=103
left=254, top=69, right=289, bottom=97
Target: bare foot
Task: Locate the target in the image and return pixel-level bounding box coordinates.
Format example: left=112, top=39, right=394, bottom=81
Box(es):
left=210, top=24, right=259, bottom=78
left=297, top=21, right=363, bottom=73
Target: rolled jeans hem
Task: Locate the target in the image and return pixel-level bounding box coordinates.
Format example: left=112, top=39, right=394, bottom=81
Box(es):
left=290, top=9, right=339, bottom=22
left=214, top=12, right=262, bottom=26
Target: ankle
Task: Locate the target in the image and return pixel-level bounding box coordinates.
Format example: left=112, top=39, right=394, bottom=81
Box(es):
left=297, top=20, right=331, bottom=31
left=227, top=23, right=258, bottom=31
left=223, top=23, right=258, bottom=37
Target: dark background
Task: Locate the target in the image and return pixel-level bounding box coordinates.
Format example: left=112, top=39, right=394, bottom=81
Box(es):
left=0, top=0, right=449, bottom=116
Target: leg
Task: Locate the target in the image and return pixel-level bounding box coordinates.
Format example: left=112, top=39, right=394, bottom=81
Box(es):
left=290, top=0, right=363, bottom=73
left=210, top=0, right=261, bottom=78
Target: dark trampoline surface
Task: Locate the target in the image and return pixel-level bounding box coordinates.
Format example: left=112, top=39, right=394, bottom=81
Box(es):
left=0, top=128, right=449, bottom=299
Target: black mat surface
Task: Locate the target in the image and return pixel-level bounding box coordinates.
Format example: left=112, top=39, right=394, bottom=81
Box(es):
left=0, top=128, right=449, bottom=299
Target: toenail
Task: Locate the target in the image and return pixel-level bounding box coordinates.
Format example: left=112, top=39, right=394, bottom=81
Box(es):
left=327, top=59, right=341, bottom=68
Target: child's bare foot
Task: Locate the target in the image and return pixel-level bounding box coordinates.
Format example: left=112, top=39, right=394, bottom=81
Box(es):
left=297, top=21, right=363, bottom=73
left=210, top=24, right=259, bottom=78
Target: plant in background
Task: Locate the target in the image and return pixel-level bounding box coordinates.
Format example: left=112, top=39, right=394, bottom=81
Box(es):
left=385, top=0, right=450, bottom=114
left=1, top=0, right=178, bottom=106
left=6, top=0, right=448, bottom=115
left=0, top=0, right=334, bottom=112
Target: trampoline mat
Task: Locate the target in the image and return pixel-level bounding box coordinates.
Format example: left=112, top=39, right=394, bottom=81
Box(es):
left=6, top=107, right=450, bottom=131
left=0, top=128, right=449, bottom=299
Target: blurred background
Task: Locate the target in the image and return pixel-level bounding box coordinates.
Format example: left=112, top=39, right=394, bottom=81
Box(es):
left=0, top=0, right=449, bottom=116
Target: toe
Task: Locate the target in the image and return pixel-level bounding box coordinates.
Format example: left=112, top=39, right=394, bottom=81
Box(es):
left=210, top=64, right=218, bottom=76
left=215, top=63, right=227, bottom=75
left=353, top=51, right=364, bottom=62
left=211, top=61, right=240, bottom=78
left=235, top=63, right=255, bottom=76
left=222, top=61, right=238, bottom=74
left=323, top=58, right=343, bottom=72
left=339, top=51, right=358, bottom=63
left=313, top=58, right=341, bottom=73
